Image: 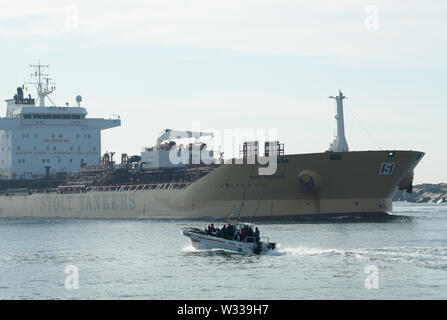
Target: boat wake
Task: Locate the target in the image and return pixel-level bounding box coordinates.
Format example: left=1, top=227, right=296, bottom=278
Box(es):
left=266, top=244, right=347, bottom=257
left=265, top=244, right=447, bottom=270
left=182, top=244, right=447, bottom=270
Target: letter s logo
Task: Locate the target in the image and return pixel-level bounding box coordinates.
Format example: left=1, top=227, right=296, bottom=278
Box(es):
left=379, top=162, right=395, bottom=175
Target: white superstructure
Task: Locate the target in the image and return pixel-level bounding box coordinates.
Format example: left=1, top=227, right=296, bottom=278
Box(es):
left=0, top=63, right=120, bottom=179
left=141, top=129, right=214, bottom=169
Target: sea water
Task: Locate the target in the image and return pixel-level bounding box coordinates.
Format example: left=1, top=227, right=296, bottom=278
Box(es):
left=0, top=202, right=446, bottom=299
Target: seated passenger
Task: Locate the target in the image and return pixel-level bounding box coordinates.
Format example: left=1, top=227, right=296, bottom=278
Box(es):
left=246, top=227, right=254, bottom=242
left=229, top=224, right=235, bottom=237
left=235, top=230, right=241, bottom=242
left=221, top=225, right=227, bottom=238
left=228, top=227, right=234, bottom=239
left=241, top=228, right=247, bottom=241
left=249, top=227, right=254, bottom=237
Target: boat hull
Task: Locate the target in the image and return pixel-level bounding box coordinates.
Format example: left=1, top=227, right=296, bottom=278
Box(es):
left=0, top=150, right=424, bottom=220
left=181, top=227, right=274, bottom=254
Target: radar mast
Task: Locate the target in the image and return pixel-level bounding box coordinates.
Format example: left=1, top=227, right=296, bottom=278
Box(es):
left=328, top=90, right=349, bottom=152
left=25, top=62, right=56, bottom=107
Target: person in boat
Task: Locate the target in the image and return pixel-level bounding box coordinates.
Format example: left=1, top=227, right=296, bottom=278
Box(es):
left=246, top=226, right=254, bottom=243
left=241, top=226, right=247, bottom=242
left=221, top=224, right=227, bottom=238
left=234, top=229, right=241, bottom=242
left=226, top=224, right=234, bottom=240
left=206, top=224, right=216, bottom=235
left=216, top=227, right=222, bottom=238
left=225, top=223, right=234, bottom=240
left=255, top=227, right=260, bottom=243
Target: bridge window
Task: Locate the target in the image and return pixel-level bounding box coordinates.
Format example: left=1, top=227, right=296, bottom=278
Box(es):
left=29, top=114, right=80, bottom=119
left=330, top=154, right=341, bottom=160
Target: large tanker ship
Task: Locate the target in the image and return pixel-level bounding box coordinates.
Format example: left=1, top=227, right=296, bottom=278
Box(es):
left=0, top=64, right=424, bottom=220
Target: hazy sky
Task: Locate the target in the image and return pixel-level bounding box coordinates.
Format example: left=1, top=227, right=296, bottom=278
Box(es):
left=0, top=0, right=446, bottom=183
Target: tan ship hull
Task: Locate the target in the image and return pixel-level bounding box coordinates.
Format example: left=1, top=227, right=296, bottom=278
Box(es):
left=0, top=150, right=424, bottom=220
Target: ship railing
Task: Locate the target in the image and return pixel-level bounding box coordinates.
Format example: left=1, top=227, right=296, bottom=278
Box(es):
left=81, top=182, right=191, bottom=193
left=25, top=182, right=193, bottom=195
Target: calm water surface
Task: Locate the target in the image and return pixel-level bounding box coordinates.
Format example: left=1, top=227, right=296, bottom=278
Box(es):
left=0, top=202, right=446, bottom=299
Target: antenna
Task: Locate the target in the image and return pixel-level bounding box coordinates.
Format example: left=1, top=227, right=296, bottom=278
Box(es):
left=25, top=62, right=56, bottom=107
left=328, top=89, right=349, bottom=152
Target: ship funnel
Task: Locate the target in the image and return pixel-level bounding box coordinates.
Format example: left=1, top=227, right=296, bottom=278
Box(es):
left=17, top=87, right=24, bottom=101
left=328, top=90, right=349, bottom=152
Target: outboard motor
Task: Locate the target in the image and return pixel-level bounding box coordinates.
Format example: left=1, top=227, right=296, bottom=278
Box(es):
left=253, top=243, right=262, bottom=255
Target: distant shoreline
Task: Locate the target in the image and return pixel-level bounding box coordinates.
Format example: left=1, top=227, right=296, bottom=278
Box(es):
left=393, top=183, right=447, bottom=203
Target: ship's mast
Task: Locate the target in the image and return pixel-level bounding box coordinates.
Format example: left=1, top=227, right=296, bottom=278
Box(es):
left=328, top=90, right=349, bottom=152
left=25, top=62, right=56, bottom=107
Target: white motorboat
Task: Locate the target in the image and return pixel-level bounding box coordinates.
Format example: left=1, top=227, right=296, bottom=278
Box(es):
left=181, top=223, right=276, bottom=255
